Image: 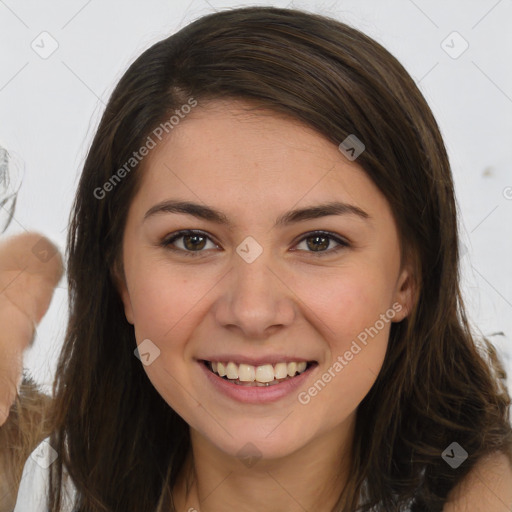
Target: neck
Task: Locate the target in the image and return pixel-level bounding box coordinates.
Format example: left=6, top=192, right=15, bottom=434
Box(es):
left=173, top=416, right=355, bottom=512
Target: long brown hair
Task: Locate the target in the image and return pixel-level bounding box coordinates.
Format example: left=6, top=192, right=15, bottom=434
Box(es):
left=49, top=6, right=512, bottom=511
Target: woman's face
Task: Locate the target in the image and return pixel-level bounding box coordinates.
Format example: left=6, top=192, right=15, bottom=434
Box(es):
left=118, top=100, right=413, bottom=461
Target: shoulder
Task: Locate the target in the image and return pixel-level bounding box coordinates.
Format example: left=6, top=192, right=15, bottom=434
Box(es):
left=443, top=451, right=512, bottom=511
left=14, top=438, right=76, bottom=512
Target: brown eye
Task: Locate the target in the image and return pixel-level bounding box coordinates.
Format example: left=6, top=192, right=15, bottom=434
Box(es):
left=182, top=234, right=207, bottom=251
left=294, top=231, right=349, bottom=256
left=306, top=235, right=330, bottom=251
left=161, top=230, right=219, bottom=256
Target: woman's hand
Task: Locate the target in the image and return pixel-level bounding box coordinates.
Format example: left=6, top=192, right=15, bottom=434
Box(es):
left=0, top=233, right=63, bottom=426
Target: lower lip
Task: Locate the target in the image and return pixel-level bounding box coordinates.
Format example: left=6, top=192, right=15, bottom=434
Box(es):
left=198, top=361, right=317, bottom=404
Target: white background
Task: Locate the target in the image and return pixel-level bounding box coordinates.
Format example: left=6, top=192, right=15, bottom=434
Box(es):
left=1, top=0, right=511, bottom=394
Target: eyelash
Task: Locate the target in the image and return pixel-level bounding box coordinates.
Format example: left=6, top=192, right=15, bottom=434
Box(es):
left=160, top=230, right=349, bottom=258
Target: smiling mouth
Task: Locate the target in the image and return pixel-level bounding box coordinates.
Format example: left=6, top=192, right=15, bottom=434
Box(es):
left=202, top=360, right=317, bottom=387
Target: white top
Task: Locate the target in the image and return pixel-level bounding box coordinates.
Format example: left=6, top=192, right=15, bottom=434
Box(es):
left=14, top=439, right=76, bottom=512
left=15, top=441, right=415, bottom=512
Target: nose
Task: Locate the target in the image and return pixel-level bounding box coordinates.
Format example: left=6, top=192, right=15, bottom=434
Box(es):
left=213, top=249, right=296, bottom=340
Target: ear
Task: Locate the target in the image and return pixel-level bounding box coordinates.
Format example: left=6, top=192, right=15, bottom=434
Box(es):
left=110, top=260, right=135, bottom=325
left=391, top=265, right=416, bottom=322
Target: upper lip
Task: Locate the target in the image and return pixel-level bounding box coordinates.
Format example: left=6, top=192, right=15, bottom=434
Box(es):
left=198, top=355, right=315, bottom=366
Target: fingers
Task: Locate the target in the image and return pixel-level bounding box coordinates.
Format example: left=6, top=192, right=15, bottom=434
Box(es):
left=0, top=283, right=39, bottom=427
left=0, top=232, right=63, bottom=281
left=0, top=232, right=64, bottom=324
left=0, top=232, right=63, bottom=426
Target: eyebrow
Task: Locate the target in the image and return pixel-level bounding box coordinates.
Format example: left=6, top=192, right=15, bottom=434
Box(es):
left=143, top=200, right=370, bottom=227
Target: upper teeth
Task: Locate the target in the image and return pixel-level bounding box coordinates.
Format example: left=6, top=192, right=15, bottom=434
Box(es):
left=210, top=361, right=308, bottom=383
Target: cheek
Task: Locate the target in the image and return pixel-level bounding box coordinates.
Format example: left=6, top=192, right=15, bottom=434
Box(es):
left=126, top=263, right=213, bottom=406
left=292, top=267, right=394, bottom=418
left=293, top=264, right=395, bottom=348
left=126, top=264, right=205, bottom=421
left=127, top=263, right=209, bottom=342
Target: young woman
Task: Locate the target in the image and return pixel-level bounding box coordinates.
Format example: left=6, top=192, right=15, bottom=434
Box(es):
left=14, top=6, right=512, bottom=511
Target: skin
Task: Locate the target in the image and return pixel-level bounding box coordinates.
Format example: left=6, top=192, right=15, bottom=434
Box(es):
left=0, top=232, right=63, bottom=425
left=445, top=453, right=512, bottom=511
left=116, top=99, right=512, bottom=511
left=117, top=99, right=413, bottom=511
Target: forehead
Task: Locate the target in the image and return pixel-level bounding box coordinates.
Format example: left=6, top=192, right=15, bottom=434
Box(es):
left=157, top=100, right=336, bottom=171
left=132, top=99, right=390, bottom=222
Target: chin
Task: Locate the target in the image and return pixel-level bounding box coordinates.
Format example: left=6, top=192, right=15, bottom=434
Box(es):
left=198, top=424, right=313, bottom=462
